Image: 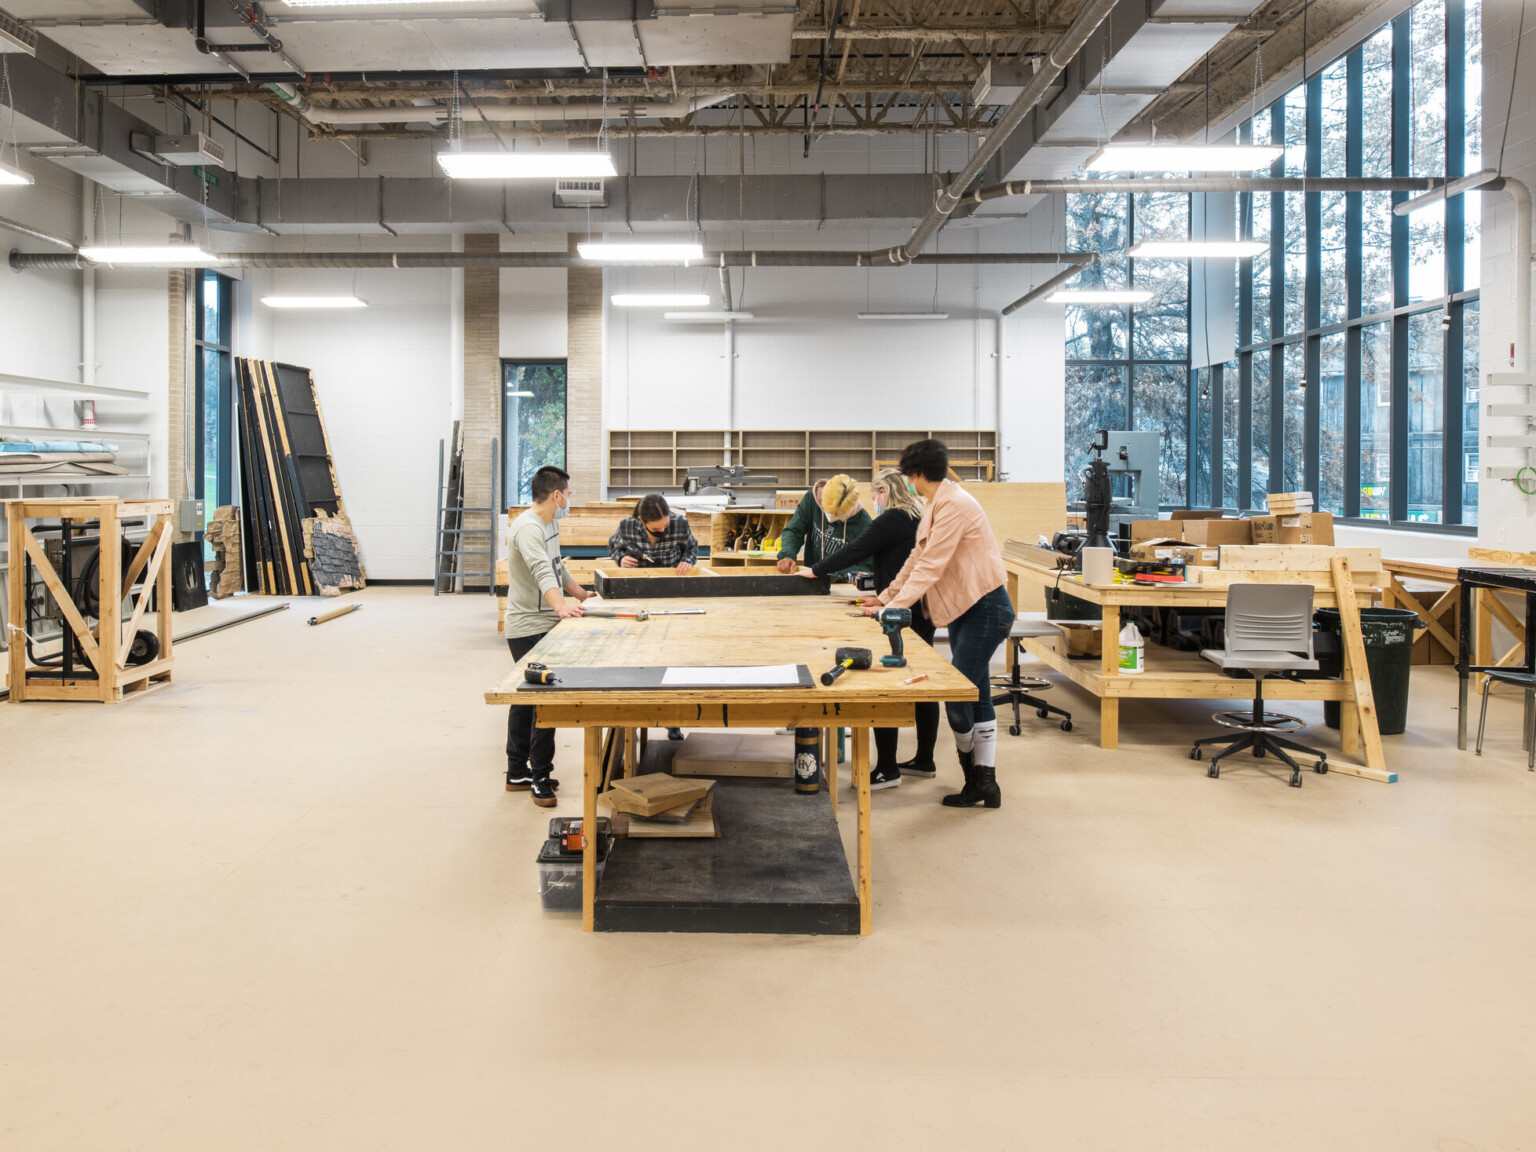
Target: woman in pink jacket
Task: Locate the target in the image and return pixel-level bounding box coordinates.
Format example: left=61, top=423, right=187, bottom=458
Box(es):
left=865, top=439, right=1014, bottom=808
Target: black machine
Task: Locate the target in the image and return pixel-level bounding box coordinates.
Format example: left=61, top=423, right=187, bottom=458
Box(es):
left=19, top=521, right=158, bottom=681
left=1081, top=429, right=1117, bottom=557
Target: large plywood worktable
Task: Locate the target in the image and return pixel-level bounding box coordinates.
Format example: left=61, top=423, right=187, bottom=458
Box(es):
left=1003, top=551, right=1396, bottom=783
left=484, top=593, right=977, bottom=935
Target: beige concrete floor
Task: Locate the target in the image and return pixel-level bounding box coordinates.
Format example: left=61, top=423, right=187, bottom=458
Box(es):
left=2, top=585, right=1534, bottom=1150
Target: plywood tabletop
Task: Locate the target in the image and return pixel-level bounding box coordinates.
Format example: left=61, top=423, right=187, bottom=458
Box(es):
left=485, top=594, right=976, bottom=707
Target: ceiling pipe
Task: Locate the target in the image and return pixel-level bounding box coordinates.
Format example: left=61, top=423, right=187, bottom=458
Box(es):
left=966, top=175, right=1481, bottom=201
left=10, top=249, right=1096, bottom=272
left=892, top=0, right=1122, bottom=265
left=301, top=92, right=734, bottom=126
left=0, top=215, right=77, bottom=251
left=1000, top=260, right=1096, bottom=316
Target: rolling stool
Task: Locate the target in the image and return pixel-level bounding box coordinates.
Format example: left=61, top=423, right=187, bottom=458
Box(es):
left=992, top=619, right=1073, bottom=734
left=933, top=620, right=1073, bottom=734
left=1474, top=669, right=1536, bottom=771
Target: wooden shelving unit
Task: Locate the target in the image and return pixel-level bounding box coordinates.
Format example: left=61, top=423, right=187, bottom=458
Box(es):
left=608, top=429, right=998, bottom=491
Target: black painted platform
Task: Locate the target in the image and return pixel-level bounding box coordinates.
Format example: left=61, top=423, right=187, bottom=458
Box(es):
left=594, top=774, right=859, bottom=935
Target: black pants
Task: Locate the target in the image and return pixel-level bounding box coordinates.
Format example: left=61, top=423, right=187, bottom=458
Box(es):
left=874, top=609, right=940, bottom=768
left=506, top=632, right=555, bottom=779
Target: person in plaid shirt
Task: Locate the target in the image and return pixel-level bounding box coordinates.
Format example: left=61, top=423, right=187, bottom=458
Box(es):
left=607, top=494, right=698, bottom=574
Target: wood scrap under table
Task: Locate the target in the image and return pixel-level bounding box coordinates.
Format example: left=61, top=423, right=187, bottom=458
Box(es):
left=484, top=595, right=976, bottom=935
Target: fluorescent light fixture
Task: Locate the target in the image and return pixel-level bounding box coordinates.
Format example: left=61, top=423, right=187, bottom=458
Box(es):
left=1085, top=144, right=1284, bottom=172
left=578, top=241, right=704, bottom=263
left=1129, top=240, right=1269, bottom=258
left=437, top=151, right=617, bottom=180
left=283, top=0, right=507, bottom=5
left=506, top=390, right=535, bottom=398
left=79, top=245, right=218, bottom=266
left=856, top=312, right=949, bottom=321
left=663, top=311, right=755, bottom=321
left=611, top=293, right=711, bottom=307
left=0, top=158, right=33, bottom=185
left=1046, top=290, right=1153, bottom=304
left=261, top=296, right=368, bottom=309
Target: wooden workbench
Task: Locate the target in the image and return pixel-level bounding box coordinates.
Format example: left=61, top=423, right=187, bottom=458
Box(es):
left=484, top=595, right=977, bottom=934
left=1003, top=551, right=1395, bottom=783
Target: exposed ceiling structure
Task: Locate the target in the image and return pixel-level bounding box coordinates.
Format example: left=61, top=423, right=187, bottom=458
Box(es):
left=0, top=0, right=1397, bottom=240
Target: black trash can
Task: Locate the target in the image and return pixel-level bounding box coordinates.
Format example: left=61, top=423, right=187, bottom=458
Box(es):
left=1313, top=607, right=1422, bottom=735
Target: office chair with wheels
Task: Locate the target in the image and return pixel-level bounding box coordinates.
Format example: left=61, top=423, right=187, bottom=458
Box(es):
left=1189, top=583, right=1329, bottom=788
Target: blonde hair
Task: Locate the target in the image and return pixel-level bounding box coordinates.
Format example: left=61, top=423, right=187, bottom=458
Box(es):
left=821, top=474, right=862, bottom=522
left=871, top=467, right=922, bottom=519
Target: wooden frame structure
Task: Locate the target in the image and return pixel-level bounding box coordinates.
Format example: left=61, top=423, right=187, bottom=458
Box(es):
left=6, top=498, right=175, bottom=703
left=484, top=596, right=976, bottom=935
left=1004, top=547, right=1395, bottom=783
left=1383, top=549, right=1535, bottom=682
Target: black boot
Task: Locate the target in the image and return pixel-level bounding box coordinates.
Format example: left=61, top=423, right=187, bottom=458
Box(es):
left=943, top=764, right=1001, bottom=808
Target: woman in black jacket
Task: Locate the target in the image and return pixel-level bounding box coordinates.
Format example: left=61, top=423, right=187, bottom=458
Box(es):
left=801, top=469, right=939, bottom=789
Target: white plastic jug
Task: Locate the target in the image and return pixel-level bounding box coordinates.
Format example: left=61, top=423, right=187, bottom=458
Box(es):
left=1118, top=621, right=1145, bottom=675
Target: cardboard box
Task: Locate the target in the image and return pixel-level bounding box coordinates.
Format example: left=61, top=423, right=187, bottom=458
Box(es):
left=1180, top=518, right=1253, bottom=546
left=1129, top=539, right=1220, bottom=567
left=1052, top=623, right=1102, bottom=657
left=1128, top=510, right=1232, bottom=543
left=1249, top=511, right=1334, bottom=545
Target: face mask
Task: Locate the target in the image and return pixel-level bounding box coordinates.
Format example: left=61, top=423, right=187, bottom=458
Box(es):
left=874, top=491, right=887, bottom=510
left=554, top=492, right=569, bottom=520
left=907, top=483, right=918, bottom=496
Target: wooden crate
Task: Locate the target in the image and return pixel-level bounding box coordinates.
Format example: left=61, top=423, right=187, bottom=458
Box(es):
left=5, top=498, right=175, bottom=703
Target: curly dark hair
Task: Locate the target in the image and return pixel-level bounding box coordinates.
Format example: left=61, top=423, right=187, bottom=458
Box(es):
left=897, top=438, right=949, bottom=483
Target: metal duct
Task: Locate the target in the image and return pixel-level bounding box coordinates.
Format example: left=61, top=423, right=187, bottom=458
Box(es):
left=1001, top=261, right=1095, bottom=316
left=10, top=249, right=1096, bottom=272
left=966, top=176, right=1483, bottom=201
left=0, top=214, right=76, bottom=250
left=893, top=0, right=1122, bottom=264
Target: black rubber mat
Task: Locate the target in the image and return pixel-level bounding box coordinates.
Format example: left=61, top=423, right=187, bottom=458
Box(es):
left=595, top=769, right=859, bottom=935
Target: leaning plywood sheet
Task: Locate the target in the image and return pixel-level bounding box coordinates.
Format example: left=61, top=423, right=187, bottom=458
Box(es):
left=235, top=358, right=350, bottom=596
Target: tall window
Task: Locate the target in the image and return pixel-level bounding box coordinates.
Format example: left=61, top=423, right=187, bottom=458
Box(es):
left=1064, top=191, right=1190, bottom=505
left=502, top=361, right=567, bottom=505
left=1193, top=0, right=1480, bottom=529
left=195, top=270, right=234, bottom=549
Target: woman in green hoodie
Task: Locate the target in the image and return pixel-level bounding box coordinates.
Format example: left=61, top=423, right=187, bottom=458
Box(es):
left=774, top=476, right=874, bottom=582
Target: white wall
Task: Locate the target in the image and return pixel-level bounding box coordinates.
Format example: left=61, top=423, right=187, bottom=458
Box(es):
left=1479, top=0, right=1536, bottom=550
left=256, top=267, right=455, bottom=581
left=601, top=216, right=1071, bottom=488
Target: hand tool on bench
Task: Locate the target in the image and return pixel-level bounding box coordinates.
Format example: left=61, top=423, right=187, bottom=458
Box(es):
left=524, top=662, right=560, bottom=685
left=848, top=606, right=912, bottom=667
left=820, top=647, right=873, bottom=685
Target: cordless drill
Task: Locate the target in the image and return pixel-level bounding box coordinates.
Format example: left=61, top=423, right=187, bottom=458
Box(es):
left=873, top=606, right=910, bottom=668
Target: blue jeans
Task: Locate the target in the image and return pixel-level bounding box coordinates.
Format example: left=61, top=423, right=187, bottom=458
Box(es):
left=943, top=585, right=1014, bottom=732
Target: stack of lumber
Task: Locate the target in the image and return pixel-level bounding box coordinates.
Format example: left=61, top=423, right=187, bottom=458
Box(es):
left=1207, top=544, right=1384, bottom=590
left=235, top=359, right=352, bottom=596
left=601, top=773, right=719, bottom=838
left=1266, top=491, right=1315, bottom=514
left=205, top=506, right=243, bottom=598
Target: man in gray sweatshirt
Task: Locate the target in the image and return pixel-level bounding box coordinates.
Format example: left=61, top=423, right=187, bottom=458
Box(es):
left=504, top=465, right=593, bottom=806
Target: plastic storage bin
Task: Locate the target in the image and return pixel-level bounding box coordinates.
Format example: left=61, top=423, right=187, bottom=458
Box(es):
left=536, top=834, right=611, bottom=912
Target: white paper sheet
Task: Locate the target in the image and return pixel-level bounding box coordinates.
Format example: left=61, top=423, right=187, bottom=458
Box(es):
left=660, top=664, right=803, bottom=687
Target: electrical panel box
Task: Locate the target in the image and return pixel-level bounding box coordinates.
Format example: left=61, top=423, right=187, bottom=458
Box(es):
left=179, top=499, right=206, bottom=534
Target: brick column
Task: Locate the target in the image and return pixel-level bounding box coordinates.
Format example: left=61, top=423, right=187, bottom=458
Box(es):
left=565, top=235, right=603, bottom=500
left=463, top=234, right=501, bottom=556
left=167, top=270, right=189, bottom=536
